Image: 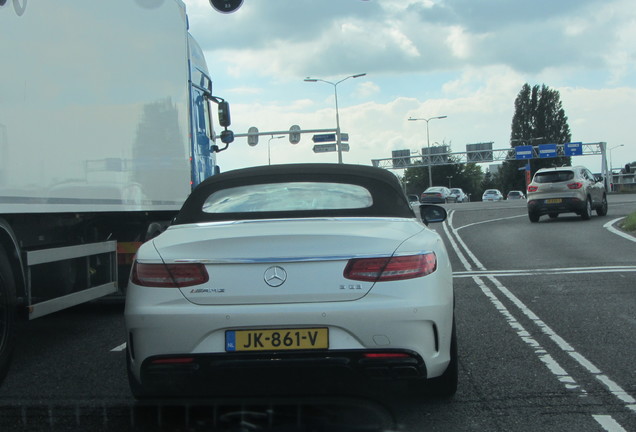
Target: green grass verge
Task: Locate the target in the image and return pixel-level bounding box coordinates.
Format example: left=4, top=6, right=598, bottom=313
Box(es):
left=621, top=211, right=636, bottom=232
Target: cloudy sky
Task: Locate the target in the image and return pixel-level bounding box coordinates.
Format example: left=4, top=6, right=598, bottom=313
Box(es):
left=183, top=0, right=635, bottom=173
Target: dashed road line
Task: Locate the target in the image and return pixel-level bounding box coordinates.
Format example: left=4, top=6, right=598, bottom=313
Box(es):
left=473, top=276, right=585, bottom=393
left=593, top=415, right=628, bottom=432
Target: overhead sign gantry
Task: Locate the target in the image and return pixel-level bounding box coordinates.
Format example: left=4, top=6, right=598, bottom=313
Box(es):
left=372, top=142, right=610, bottom=189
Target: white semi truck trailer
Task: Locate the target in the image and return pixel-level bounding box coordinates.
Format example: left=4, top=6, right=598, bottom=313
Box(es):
left=0, top=0, right=234, bottom=382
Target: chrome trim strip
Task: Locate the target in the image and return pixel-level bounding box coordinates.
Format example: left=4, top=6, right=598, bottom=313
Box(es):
left=168, top=251, right=432, bottom=265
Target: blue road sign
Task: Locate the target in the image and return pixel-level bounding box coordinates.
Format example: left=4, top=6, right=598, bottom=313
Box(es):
left=312, top=133, right=336, bottom=143
left=538, top=144, right=557, bottom=158
left=564, top=142, right=583, bottom=156
left=515, top=145, right=533, bottom=160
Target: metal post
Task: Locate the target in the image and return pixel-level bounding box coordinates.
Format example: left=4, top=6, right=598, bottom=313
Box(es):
left=408, top=116, right=447, bottom=187
left=267, top=135, right=285, bottom=165
left=334, top=85, right=342, bottom=164
left=304, top=73, right=366, bottom=164
left=608, top=144, right=624, bottom=191
left=426, top=121, right=432, bottom=187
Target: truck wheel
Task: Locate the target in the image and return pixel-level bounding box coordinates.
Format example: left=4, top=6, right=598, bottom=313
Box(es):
left=0, top=247, right=17, bottom=384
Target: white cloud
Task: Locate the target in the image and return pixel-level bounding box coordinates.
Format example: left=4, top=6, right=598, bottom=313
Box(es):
left=355, top=81, right=380, bottom=99
left=182, top=0, right=636, bottom=172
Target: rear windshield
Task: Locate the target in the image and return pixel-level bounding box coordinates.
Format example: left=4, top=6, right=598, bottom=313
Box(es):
left=424, top=188, right=444, bottom=193
left=202, top=182, right=373, bottom=213
left=534, top=171, right=574, bottom=183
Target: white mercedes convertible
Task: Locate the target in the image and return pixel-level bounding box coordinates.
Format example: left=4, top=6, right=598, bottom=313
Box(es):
left=125, top=163, right=456, bottom=398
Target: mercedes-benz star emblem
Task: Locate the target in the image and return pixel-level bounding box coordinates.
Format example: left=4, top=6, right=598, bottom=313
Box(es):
left=264, top=266, right=287, bottom=287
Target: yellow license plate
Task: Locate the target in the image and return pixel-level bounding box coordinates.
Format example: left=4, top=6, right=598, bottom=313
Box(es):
left=546, top=199, right=562, bottom=204
left=225, top=328, right=329, bottom=352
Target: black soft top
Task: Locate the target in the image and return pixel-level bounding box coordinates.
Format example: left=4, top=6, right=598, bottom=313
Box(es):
left=173, top=163, right=415, bottom=225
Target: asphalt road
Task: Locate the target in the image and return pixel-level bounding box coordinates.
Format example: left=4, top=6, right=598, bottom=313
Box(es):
left=0, top=195, right=634, bottom=431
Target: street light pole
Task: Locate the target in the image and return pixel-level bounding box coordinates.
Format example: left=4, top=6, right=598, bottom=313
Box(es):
left=609, top=144, right=624, bottom=171
left=408, top=115, right=447, bottom=188
left=267, top=135, right=285, bottom=165
left=304, top=73, right=366, bottom=164
left=609, top=144, right=624, bottom=191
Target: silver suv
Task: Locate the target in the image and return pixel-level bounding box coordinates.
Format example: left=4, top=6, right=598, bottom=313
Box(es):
left=526, top=166, right=607, bottom=222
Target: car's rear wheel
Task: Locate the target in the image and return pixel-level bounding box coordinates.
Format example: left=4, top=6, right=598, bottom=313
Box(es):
left=409, top=318, right=458, bottom=398
left=528, top=211, right=540, bottom=223
left=596, top=195, right=608, bottom=216
left=581, top=198, right=592, bottom=220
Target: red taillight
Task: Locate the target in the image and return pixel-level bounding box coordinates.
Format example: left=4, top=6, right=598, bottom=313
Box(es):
left=363, top=353, right=411, bottom=359
left=343, top=253, right=437, bottom=282
left=527, top=185, right=538, bottom=192
left=131, top=262, right=209, bottom=288
left=567, top=182, right=583, bottom=189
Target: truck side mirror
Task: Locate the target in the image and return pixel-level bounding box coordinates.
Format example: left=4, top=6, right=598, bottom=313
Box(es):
left=218, top=101, right=231, bottom=127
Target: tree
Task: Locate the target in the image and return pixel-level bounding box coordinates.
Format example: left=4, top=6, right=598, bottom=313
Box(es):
left=500, top=84, right=572, bottom=192
left=480, top=171, right=498, bottom=192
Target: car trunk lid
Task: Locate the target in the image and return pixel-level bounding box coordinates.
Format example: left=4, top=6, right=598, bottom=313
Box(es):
left=151, top=218, right=424, bottom=305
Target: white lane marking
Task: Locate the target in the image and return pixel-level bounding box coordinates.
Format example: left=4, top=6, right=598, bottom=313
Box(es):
left=446, top=214, right=636, bottom=418
left=596, top=375, right=636, bottom=411
left=443, top=212, right=486, bottom=270
left=111, top=343, right=127, bottom=352
left=474, top=277, right=585, bottom=393
left=593, top=415, right=628, bottom=432
left=604, top=218, right=636, bottom=243
left=453, top=266, right=636, bottom=278
left=445, top=217, right=585, bottom=393
left=442, top=213, right=473, bottom=271
left=454, top=214, right=526, bottom=232
left=487, top=276, right=636, bottom=413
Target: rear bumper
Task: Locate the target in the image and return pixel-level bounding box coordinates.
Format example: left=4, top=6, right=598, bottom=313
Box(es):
left=527, top=197, right=586, bottom=215
left=136, top=349, right=427, bottom=396
left=126, top=286, right=454, bottom=390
